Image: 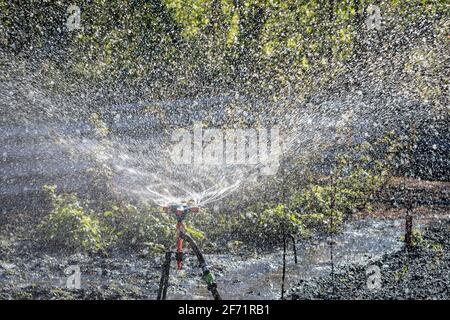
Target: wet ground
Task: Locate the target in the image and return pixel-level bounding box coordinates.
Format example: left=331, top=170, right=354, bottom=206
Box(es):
left=288, top=218, right=450, bottom=300
left=170, top=218, right=406, bottom=299
left=2, top=215, right=446, bottom=300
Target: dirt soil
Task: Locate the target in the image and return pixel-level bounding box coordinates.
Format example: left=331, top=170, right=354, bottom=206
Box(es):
left=0, top=178, right=448, bottom=300
left=288, top=218, right=450, bottom=300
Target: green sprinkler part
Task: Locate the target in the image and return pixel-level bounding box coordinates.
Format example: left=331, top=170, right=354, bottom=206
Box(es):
left=202, top=271, right=215, bottom=286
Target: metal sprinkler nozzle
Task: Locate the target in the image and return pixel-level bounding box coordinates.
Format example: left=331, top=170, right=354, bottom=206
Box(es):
left=163, top=203, right=199, bottom=216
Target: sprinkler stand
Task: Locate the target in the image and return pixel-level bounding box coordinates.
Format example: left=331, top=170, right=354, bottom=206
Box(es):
left=157, top=203, right=221, bottom=300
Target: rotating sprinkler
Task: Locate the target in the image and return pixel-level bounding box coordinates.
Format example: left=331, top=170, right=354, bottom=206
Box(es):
left=157, top=203, right=221, bottom=300
left=163, top=203, right=199, bottom=270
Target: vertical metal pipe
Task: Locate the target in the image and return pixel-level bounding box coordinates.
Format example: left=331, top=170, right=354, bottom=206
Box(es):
left=330, top=173, right=335, bottom=296
left=405, top=212, right=413, bottom=250
left=157, top=251, right=172, bottom=300
left=281, top=236, right=287, bottom=299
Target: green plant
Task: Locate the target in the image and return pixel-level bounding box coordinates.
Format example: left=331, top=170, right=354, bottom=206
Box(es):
left=291, top=185, right=345, bottom=233
left=400, top=228, right=425, bottom=248
left=395, top=265, right=409, bottom=282
left=429, top=242, right=443, bottom=253
left=290, top=131, right=401, bottom=232
left=223, top=204, right=309, bottom=247
left=39, top=187, right=178, bottom=254
left=39, top=186, right=105, bottom=253
left=100, top=204, right=176, bottom=250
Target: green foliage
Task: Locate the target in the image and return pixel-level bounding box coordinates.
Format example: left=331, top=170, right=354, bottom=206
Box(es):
left=101, top=204, right=176, bottom=249
left=2, top=0, right=446, bottom=105
left=185, top=223, right=206, bottom=242
left=400, top=228, right=425, bottom=248
left=247, top=204, right=308, bottom=241
left=189, top=207, right=239, bottom=244
left=290, top=131, right=401, bottom=232
left=163, top=0, right=212, bottom=38
left=429, top=242, right=443, bottom=253
left=39, top=186, right=105, bottom=253
left=39, top=186, right=177, bottom=254
left=394, top=265, right=409, bottom=282
left=191, top=204, right=309, bottom=249
left=291, top=185, right=345, bottom=233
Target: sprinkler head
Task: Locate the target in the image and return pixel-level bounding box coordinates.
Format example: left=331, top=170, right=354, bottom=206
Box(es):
left=190, top=206, right=199, bottom=213
left=163, top=203, right=199, bottom=221
left=163, top=203, right=179, bottom=214
left=163, top=203, right=199, bottom=213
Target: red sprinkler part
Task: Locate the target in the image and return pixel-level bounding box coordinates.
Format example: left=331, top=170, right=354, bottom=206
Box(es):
left=190, top=206, right=199, bottom=213
left=162, top=203, right=200, bottom=270
left=176, top=221, right=184, bottom=269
